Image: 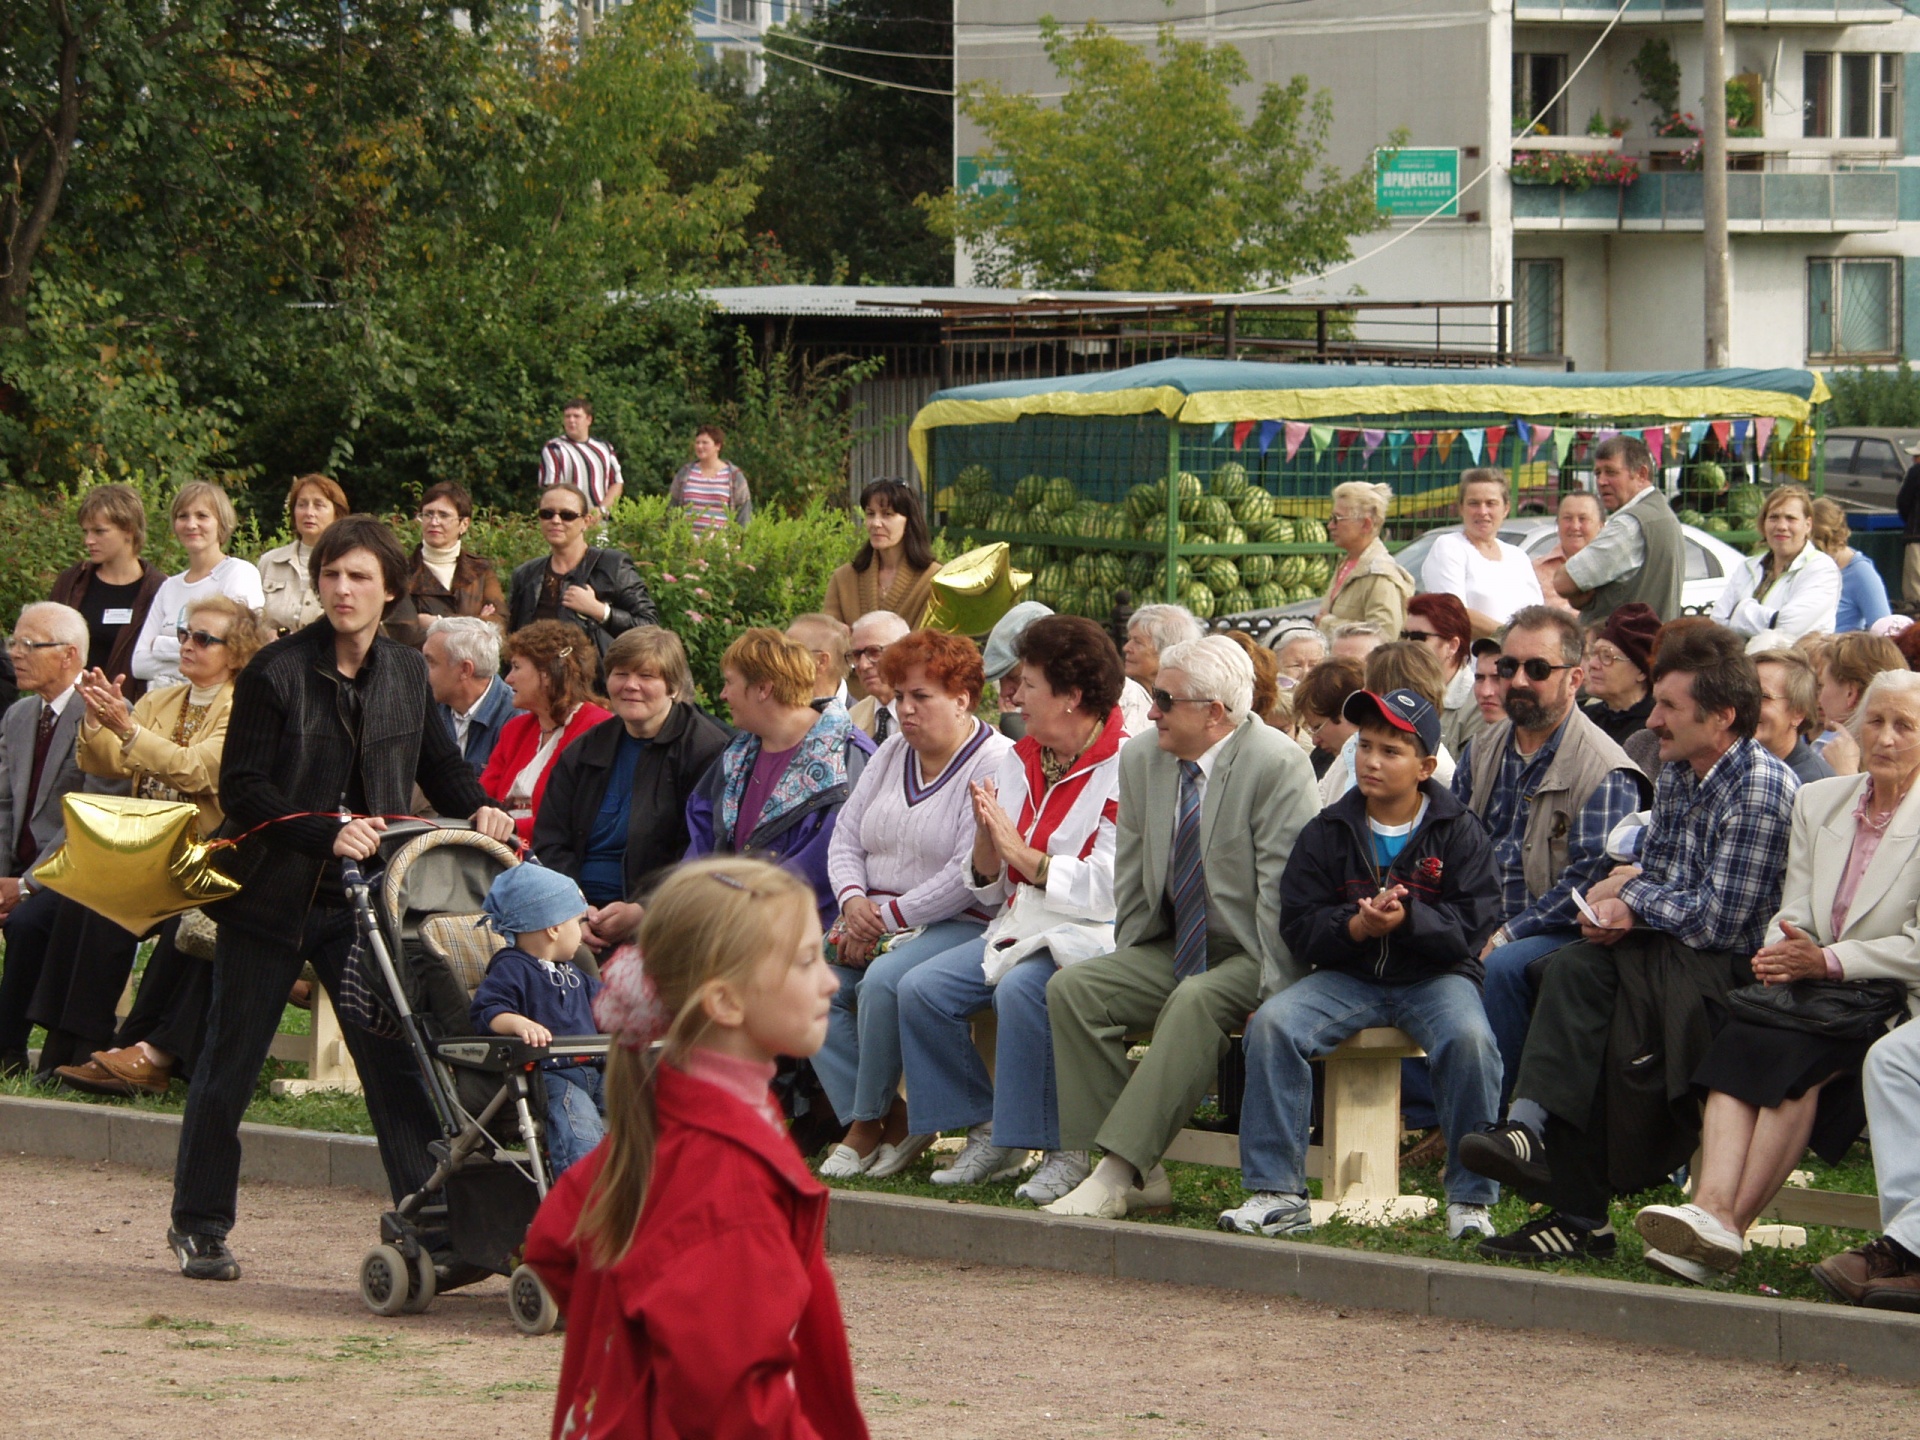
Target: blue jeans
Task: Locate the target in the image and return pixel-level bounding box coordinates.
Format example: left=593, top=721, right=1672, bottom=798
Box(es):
left=1240, top=969, right=1503, bottom=1205
left=896, top=937, right=1061, bottom=1151
left=543, top=1064, right=606, bottom=1177
left=1399, top=926, right=1580, bottom=1122
left=813, top=919, right=985, bottom=1126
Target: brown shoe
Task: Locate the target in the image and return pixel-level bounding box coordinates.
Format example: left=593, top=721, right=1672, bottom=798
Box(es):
left=53, top=1059, right=138, bottom=1098
left=1400, top=1128, right=1449, bottom=1170
left=91, top=1047, right=171, bottom=1096
left=1812, top=1236, right=1920, bottom=1307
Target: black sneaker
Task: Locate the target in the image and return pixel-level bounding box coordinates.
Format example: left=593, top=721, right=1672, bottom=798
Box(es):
left=1476, top=1211, right=1616, bottom=1264
left=1457, top=1121, right=1552, bottom=1193
left=167, top=1228, right=241, bottom=1281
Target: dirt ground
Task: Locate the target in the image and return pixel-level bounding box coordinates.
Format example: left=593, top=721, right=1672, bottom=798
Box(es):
left=1, top=1153, right=1915, bottom=1439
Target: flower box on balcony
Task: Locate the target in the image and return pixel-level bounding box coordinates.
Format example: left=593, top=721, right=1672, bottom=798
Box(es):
left=1511, top=151, right=1642, bottom=191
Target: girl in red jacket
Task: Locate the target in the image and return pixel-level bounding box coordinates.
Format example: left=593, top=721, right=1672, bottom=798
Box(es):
left=524, top=856, right=869, bottom=1440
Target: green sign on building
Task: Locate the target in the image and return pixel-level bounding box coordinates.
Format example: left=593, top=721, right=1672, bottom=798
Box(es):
left=1375, top=147, right=1460, bottom=218
left=956, top=155, right=1017, bottom=201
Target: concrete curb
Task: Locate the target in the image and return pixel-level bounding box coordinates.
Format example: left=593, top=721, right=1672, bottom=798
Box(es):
left=5, top=1094, right=1917, bottom=1385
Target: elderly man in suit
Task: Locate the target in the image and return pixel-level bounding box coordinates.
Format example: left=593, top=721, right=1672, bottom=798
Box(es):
left=846, top=610, right=909, bottom=741
left=423, top=616, right=515, bottom=772
left=1042, top=635, right=1319, bottom=1217
left=0, top=602, right=90, bottom=1075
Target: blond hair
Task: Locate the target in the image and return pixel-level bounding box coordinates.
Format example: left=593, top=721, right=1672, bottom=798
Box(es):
left=722, top=627, right=818, bottom=709
left=575, top=858, right=815, bottom=1267
left=1331, top=481, right=1392, bottom=528
left=171, top=481, right=238, bottom=548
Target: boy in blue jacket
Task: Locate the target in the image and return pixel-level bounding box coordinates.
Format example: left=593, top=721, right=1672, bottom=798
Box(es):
left=1219, top=688, right=1506, bottom=1242
left=473, top=864, right=606, bottom=1176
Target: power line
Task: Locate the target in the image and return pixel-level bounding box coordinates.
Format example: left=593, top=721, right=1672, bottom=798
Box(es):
left=709, top=16, right=955, bottom=93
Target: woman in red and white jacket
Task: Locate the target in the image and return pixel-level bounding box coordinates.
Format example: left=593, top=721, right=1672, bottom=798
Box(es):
left=890, top=616, right=1128, bottom=1205
left=478, top=620, right=611, bottom=843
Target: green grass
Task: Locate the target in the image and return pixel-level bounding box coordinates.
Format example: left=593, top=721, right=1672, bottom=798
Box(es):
left=826, top=1138, right=1883, bottom=1305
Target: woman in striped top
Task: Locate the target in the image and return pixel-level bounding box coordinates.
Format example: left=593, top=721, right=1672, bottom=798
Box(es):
left=816, top=631, right=1013, bottom=1179
left=667, top=424, right=753, bottom=534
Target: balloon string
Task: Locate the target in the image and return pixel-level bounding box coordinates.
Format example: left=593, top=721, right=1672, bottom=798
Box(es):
left=207, top=812, right=432, bottom=850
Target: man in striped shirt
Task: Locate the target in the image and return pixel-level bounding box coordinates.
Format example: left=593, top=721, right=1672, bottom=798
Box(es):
left=538, top=398, right=624, bottom=519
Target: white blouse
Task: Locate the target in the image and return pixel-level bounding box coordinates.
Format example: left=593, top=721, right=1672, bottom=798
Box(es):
left=1711, top=544, right=1841, bottom=651
left=1421, top=531, right=1544, bottom=625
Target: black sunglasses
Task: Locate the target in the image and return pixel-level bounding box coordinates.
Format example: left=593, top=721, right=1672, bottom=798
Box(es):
left=1495, top=656, right=1572, bottom=683
left=538, top=507, right=585, bottom=523
left=1151, top=687, right=1214, bottom=713
left=176, top=627, right=228, bottom=649
left=1401, top=629, right=1440, bottom=644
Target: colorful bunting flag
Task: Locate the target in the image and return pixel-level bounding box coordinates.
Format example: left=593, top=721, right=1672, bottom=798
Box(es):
left=1464, top=428, right=1485, bottom=464
left=1526, top=424, right=1551, bottom=463
left=1386, top=430, right=1409, bottom=464
left=1730, top=418, right=1750, bottom=454
left=1232, top=419, right=1255, bottom=451
left=1643, top=427, right=1664, bottom=467
left=1411, top=430, right=1434, bottom=466
left=1257, top=420, right=1281, bottom=455
left=1710, top=420, right=1732, bottom=450
left=1552, top=427, right=1576, bottom=468
left=1754, top=417, right=1776, bottom=457
left=1686, top=421, right=1709, bottom=456
left=1361, top=428, right=1385, bottom=464
left=1284, top=421, right=1309, bottom=461
left=1211, top=422, right=1229, bottom=443
left=1309, top=424, right=1334, bottom=458
left=1484, top=425, right=1508, bottom=462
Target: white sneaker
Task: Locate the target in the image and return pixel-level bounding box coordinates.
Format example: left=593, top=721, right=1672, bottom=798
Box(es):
left=1126, top=1163, right=1174, bottom=1214
left=1634, top=1202, right=1744, bottom=1273
left=1644, top=1246, right=1720, bottom=1287
left=1217, top=1192, right=1312, bottom=1238
left=865, top=1133, right=934, bottom=1179
left=929, top=1124, right=1028, bottom=1185
left=1044, top=1171, right=1131, bottom=1219
left=817, top=1143, right=874, bottom=1180
left=1014, top=1150, right=1090, bottom=1205
left=1446, top=1202, right=1496, bottom=1240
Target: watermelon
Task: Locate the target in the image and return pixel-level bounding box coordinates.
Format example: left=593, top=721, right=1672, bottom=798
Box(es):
left=1727, top=484, right=1767, bottom=520
left=1082, top=586, right=1114, bottom=620
left=1260, top=516, right=1296, bottom=545
left=1091, top=553, right=1126, bottom=589
left=1011, top=545, right=1044, bottom=571
left=1035, top=563, right=1071, bottom=600
left=1195, top=495, right=1233, bottom=531
left=1181, top=582, right=1216, bottom=620
left=1704, top=514, right=1733, bottom=533
left=956, top=463, right=995, bottom=495
left=1218, top=587, right=1255, bottom=616
left=1254, top=581, right=1289, bottom=610
left=1293, top=518, right=1328, bottom=546
left=1041, top=476, right=1077, bottom=513
left=1278, top=555, right=1307, bottom=586
left=1159, top=558, right=1195, bottom=592
left=1014, top=473, right=1048, bottom=509
left=1304, top=557, right=1333, bottom=588
left=1176, top=471, right=1205, bottom=504
left=1216, top=523, right=1248, bottom=547
left=1239, top=553, right=1275, bottom=586
left=1070, top=552, right=1099, bottom=587
left=1210, top=462, right=1250, bottom=501
left=1676, top=508, right=1706, bottom=527
left=1692, top=461, right=1729, bottom=494
left=1233, top=490, right=1274, bottom=528
left=1204, top=557, right=1240, bottom=594
left=1125, top=553, right=1156, bottom=590
left=1126, top=483, right=1165, bottom=523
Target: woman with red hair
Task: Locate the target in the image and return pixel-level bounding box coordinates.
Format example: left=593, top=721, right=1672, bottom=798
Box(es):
left=1404, top=592, right=1483, bottom=755
left=816, top=630, right=1014, bottom=1178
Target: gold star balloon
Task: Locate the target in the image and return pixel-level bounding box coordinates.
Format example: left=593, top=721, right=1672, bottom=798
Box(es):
left=34, top=795, right=242, bottom=937
left=922, top=542, right=1033, bottom=638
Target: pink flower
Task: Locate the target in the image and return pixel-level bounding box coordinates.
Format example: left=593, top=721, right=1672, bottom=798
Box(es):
left=693, top=587, right=708, bottom=598
left=661, top=573, right=676, bottom=583
left=743, top=563, right=757, bottom=572
left=685, top=610, right=707, bottom=624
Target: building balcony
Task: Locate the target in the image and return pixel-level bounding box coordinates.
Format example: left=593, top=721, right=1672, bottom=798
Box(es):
left=1510, top=169, right=1898, bottom=232
left=1516, top=0, right=1897, bottom=22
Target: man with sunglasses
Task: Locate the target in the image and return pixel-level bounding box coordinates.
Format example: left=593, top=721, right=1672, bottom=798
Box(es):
left=508, top=483, right=656, bottom=656
left=1464, top=622, right=1795, bottom=1262
left=1449, top=606, right=1649, bottom=1108
left=1044, top=636, right=1319, bottom=1218
left=0, top=603, right=89, bottom=1076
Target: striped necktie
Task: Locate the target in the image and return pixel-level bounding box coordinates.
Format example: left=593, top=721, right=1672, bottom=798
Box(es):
left=1172, top=759, right=1208, bottom=979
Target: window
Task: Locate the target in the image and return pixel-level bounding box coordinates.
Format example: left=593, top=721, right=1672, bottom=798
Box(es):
left=1512, top=52, right=1568, bottom=135
left=1513, top=259, right=1564, bottom=358
left=1804, top=53, right=1901, bottom=139
left=724, top=0, right=754, bottom=21
left=1808, top=257, right=1900, bottom=361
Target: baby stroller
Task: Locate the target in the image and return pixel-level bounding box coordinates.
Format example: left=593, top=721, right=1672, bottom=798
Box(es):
left=337, top=820, right=608, bottom=1335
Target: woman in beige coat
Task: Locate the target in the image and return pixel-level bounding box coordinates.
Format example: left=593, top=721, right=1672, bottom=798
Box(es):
left=1316, top=481, right=1413, bottom=641
left=256, top=473, right=348, bottom=637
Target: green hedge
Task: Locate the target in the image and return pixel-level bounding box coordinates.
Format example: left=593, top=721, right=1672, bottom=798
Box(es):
left=0, top=483, right=863, bottom=703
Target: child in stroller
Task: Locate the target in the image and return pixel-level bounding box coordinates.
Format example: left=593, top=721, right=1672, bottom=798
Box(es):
left=472, top=865, right=606, bottom=1176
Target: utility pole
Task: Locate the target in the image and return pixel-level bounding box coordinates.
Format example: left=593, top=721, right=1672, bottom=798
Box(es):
left=1702, top=0, right=1730, bottom=366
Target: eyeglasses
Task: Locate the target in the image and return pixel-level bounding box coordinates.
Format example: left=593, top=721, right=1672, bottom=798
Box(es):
left=1586, top=644, right=1625, bottom=668
left=538, top=507, right=585, bottom=523
left=1401, top=629, right=1440, bottom=644
left=1495, top=656, right=1573, bottom=683
left=850, top=646, right=889, bottom=664
left=4, top=637, right=66, bottom=655
left=1151, top=687, right=1213, bottom=713
left=418, top=508, right=462, bottom=524
left=176, top=628, right=229, bottom=649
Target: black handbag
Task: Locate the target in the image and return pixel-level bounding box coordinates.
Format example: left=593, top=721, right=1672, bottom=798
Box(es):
left=1725, top=978, right=1911, bottom=1040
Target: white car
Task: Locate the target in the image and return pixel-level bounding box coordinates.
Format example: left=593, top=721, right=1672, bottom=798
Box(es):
left=1222, top=516, right=1747, bottom=637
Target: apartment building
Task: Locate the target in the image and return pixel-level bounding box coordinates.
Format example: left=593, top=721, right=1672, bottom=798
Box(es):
left=524, top=0, right=823, bottom=88
left=953, top=0, right=1920, bottom=370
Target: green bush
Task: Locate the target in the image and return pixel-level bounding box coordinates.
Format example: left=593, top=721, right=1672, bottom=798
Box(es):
left=1825, top=363, right=1920, bottom=428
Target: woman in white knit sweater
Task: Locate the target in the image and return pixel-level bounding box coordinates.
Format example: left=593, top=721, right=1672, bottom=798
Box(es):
left=816, top=630, right=1012, bottom=1179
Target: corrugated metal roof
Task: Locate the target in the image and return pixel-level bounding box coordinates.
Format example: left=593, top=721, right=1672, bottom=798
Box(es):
left=698, top=285, right=1490, bottom=317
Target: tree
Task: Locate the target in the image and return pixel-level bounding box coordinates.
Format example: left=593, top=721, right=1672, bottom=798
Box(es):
left=920, top=21, right=1389, bottom=291
left=689, top=0, right=953, bottom=285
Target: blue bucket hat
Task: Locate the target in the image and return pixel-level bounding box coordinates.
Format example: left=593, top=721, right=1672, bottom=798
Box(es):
left=982, top=600, right=1054, bottom=683
left=481, top=863, right=588, bottom=937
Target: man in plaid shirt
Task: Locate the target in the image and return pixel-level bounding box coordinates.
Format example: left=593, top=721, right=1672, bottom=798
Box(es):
left=1461, top=623, right=1797, bottom=1262
left=1449, top=608, right=1651, bottom=1100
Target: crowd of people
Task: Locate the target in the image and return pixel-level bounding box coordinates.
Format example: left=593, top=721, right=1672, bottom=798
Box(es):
left=4, top=420, right=1920, bottom=1430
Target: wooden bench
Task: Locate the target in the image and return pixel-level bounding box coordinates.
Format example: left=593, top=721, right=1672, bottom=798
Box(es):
left=114, top=971, right=363, bottom=1095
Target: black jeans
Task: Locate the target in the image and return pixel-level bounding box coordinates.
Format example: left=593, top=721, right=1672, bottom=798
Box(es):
left=114, top=920, right=211, bottom=1074
left=0, top=886, right=62, bottom=1057
left=171, top=904, right=441, bottom=1239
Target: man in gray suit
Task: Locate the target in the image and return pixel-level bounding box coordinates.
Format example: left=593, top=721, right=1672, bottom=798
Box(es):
left=1043, top=636, right=1320, bottom=1217
left=0, top=602, right=89, bottom=1075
